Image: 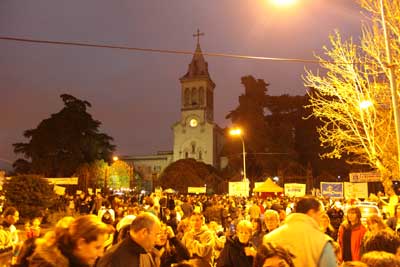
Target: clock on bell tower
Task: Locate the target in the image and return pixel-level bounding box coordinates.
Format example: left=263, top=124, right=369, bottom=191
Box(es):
left=172, top=29, right=224, bottom=168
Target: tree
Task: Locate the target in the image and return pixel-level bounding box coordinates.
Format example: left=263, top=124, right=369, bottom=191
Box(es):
left=225, top=76, right=269, bottom=180
left=303, top=0, right=400, bottom=193
left=158, top=159, right=224, bottom=194
left=13, top=94, right=115, bottom=177
left=3, top=175, right=57, bottom=219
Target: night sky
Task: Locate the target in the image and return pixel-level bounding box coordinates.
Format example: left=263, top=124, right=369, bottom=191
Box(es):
left=0, top=0, right=363, bottom=170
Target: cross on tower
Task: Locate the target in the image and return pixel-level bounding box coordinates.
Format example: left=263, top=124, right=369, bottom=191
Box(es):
left=193, top=29, right=204, bottom=46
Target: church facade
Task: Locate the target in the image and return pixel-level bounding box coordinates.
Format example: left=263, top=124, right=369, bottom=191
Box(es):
left=121, top=35, right=225, bottom=184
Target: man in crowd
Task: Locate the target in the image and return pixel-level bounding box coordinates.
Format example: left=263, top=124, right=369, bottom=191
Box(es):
left=263, top=197, right=337, bottom=267
left=97, top=212, right=161, bottom=267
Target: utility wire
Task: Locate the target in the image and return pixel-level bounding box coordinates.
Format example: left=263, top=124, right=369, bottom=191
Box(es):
left=0, top=35, right=357, bottom=65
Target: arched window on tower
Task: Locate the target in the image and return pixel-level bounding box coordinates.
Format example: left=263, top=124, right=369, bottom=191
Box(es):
left=185, top=152, right=189, bottom=158
left=191, top=142, right=196, bottom=154
left=199, top=87, right=204, bottom=105
left=191, top=87, right=197, bottom=105
left=199, top=150, right=202, bottom=160
left=184, top=88, right=190, bottom=106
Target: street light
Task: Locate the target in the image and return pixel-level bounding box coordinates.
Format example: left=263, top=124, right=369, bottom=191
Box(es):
left=229, top=127, right=247, bottom=183
left=270, top=0, right=297, bottom=7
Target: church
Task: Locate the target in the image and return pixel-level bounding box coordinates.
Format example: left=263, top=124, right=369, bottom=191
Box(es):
left=121, top=31, right=225, bottom=185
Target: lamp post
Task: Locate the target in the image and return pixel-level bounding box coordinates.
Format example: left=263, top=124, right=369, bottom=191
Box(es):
left=379, top=0, right=400, bottom=175
left=229, top=128, right=248, bottom=196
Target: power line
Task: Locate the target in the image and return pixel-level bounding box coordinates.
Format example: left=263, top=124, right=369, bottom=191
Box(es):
left=0, top=35, right=355, bottom=65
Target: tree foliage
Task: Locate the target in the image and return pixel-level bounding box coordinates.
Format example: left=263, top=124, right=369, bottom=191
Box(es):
left=158, top=159, right=224, bottom=194
left=13, top=94, right=115, bottom=177
left=3, top=175, right=57, bottom=219
left=303, top=0, right=400, bottom=192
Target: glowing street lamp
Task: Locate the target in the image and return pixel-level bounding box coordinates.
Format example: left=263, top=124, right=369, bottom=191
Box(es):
left=359, top=100, right=373, bottom=110
left=229, top=127, right=247, bottom=182
left=270, top=0, right=297, bottom=7
left=113, top=156, right=119, bottom=162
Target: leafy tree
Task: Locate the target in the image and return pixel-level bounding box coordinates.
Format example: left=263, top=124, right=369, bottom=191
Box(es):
left=225, top=76, right=269, bottom=180
left=13, top=94, right=115, bottom=177
left=303, top=0, right=400, bottom=193
left=159, top=159, right=224, bottom=194
left=108, top=160, right=131, bottom=189
left=3, top=175, right=57, bottom=219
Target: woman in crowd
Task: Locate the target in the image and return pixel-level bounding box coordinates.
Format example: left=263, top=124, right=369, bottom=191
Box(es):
left=181, top=212, right=214, bottom=267
left=250, top=218, right=264, bottom=250
left=216, top=220, right=255, bottom=267
left=253, top=243, right=295, bottom=267
left=320, top=213, right=337, bottom=240
left=263, top=210, right=280, bottom=234
left=386, top=204, right=400, bottom=232
left=338, top=207, right=367, bottom=262
left=155, top=223, right=190, bottom=267
left=28, top=215, right=113, bottom=267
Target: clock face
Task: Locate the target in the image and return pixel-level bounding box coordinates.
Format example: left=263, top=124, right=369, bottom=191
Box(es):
left=189, top=118, right=198, bottom=127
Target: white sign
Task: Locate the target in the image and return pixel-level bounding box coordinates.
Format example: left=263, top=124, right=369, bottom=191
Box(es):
left=54, top=185, right=66, bottom=195
left=46, top=177, right=78, bottom=185
left=229, top=181, right=249, bottom=197
left=349, top=172, right=381, bottom=183
left=284, top=183, right=306, bottom=197
left=344, top=182, right=368, bottom=199
left=187, top=187, right=206, bottom=194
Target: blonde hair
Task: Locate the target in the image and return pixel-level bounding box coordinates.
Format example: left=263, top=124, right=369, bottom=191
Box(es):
left=236, top=220, right=253, bottom=232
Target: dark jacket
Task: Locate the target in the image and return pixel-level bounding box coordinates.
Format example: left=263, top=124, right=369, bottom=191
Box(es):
left=96, top=237, right=147, bottom=267
left=156, top=237, right=190, bottom=267
left=216, top=237, right=253, bottom=267
left=28, top=239, right=89, bottom=267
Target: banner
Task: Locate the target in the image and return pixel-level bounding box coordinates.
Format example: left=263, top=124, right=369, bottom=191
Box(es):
left=349, top=172, right=381, bottom=182
left=320, top=182, right=343, bottom=198
left=187, top=187, right=206, bottom=194
left=344, top=182, right=368, bottom=199
left=284, top=183, right=306, bottom=197
left=54, top=185, right=66, bottom=195
left=46, top=177, right=78, bottom=185
left=229, top=181, right=249, bottom=197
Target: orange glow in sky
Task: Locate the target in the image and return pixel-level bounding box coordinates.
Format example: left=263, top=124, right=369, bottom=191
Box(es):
left=271, top=0, right=298, bottom=7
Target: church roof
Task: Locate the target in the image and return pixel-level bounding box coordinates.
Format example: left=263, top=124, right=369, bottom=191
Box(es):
left=180, top=42, right=214, bottom=85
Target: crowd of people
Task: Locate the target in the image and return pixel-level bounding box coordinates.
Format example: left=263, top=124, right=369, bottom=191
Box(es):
left=0, top=191, right=400, bottom=267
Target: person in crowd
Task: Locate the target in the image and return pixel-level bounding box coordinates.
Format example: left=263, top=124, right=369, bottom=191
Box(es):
left=327, top=201, right=344, bottom=230
left=14, top=216, right=75, bottom=267
left=263, top=196, right=337, bottom=267
left=181, top=212, right=214, bottom=267
left=2, top=207, right=20, bottom=246
left=155, top=223, right=190, bottom=267
left=26, top=217, right=42, bottom=239
left=248, top=200, right=261, bottom=220
left=338, top=207, right=367, bottom=262
left=361, top=228, right=400, bottom=257
left=366, top=214, right=389, bottom=235
left=176, top=218, right=190, bottom=240
left=28, top=215, right=111, bottom=267
left=361, top=251, right=400, bottom=267
left=270, top=203, right=286, bottom=222
left=263, top=210, right=280, bottom=234
left=250, top=218, right=264, bottom=249
left=97, top=212, right=161, bottom=267
left=386, top=204, right=400, bottom=232
left=216, top=220, right=255, bottom=267
left=320, top=213, right=337, bottom=240
left=253, top=243, right=295, bottom=267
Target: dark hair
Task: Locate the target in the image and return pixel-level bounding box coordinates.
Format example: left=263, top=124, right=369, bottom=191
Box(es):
left=253, top=243, right=295, bottom=267
left=361, top=251, right=400, bottom=267
left=3, top=207, right=18, bottom=217
left=345, top=207, right=362, bottom=227
left=362, top=229, right=400, bottom=255
left=250, top=218, right=263, bottom=232
left=295, top=197, right=321, bottom=214
left=130, top=212, right=159, bottom=232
